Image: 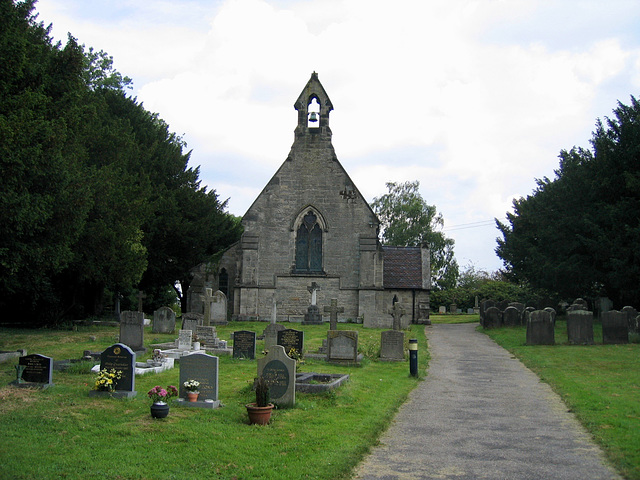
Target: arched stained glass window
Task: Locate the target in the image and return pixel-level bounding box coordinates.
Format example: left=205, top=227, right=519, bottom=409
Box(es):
left=295, top=211, right=323, bottom=272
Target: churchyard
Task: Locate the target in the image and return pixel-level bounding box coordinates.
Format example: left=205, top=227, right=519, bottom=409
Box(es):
left=0, top=321, right=427, bottom=480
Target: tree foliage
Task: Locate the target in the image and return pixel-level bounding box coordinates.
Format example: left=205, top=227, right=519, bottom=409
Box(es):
left=496, top=96, right=640, bottom=308
left=0, top=0, right=241, bottom=324
left=371, top=180, right=458, bottom=290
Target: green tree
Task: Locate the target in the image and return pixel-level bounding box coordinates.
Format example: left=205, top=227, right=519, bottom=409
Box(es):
left=372, top=180, right=458, bottom=289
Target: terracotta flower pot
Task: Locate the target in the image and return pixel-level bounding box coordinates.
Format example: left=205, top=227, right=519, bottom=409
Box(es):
left=246, top=403, right=274, bottom=425
left=187, top=391, right=199, bottom=402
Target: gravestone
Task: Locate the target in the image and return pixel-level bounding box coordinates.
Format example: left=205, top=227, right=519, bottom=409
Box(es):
left=94, top=343, right=136, bottom=398
left=380, top=330, right=405, bottom=361
left=544, top=307, right=557, bottom=325
left=195, top=326, right=218, bottom=347
left=483, top=306, right=502, bottom=329
left=178, top=352, right=220, bottom=408
left=438, top=306, right=446, bottom=314
left=526, top=310, right=555, bottom=345
left=388, top=302, right=405, bottom=331
left=11, top=354, right=53, bottom=389
left=324, top=298, right=344, bottom=330
left=210, top=290, right=228, bottom=325
left=263, top=323, right=285, bottom=350
left=596, top=297, right=613, bottom=318
left=277, top=328, right=304, bottom=356
left=152, top=307, right=176, bottom=334
left=178, top=330, right=192, bottom=351
left=119, top=310, right=145, bottom=352
left=621, top=306, right=639, bottom=334
left=522, top=306, right=536, bottom=325
left=303, top=281, right=323, bottom=324
left=449, top=304, right=457, bottom=314
left=508, top=302, right=525, bottom=314
left=479, top=300, right=496, bottom=327
left=569, top=298, right=588, bottom=311
left=233, top=330, right=256, bottom=359
left=502, top=306, right=520, bottom=327
left=182, top=312, right=203, bottom=333
left=601, top=310, right=629, bottom=344
left=327, top=330, right=359, bottom=364
left=258, top=345, right=295, bottom=406
left=566, top=310, right=594, bottom=345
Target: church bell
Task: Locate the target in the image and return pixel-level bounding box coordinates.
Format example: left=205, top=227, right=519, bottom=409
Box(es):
left=309, top=112, right=318, bottom=122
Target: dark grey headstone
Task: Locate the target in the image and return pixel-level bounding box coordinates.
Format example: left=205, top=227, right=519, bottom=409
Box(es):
left=526, top=310, right=555, bottom=345
left=179, top=352, right=219, bottom=401
left=522, top=306, right=536, bottom=325
left=233, top=330, right=256, bottom=359
left=327, top=330, right=359, bottom=363
left=621, top=306, right=639, bottom=334
left=601, top=310, right=629, bottom=344
left=100, top=343, right=136, bottom=394
left=119, top=311, right=144, bottom=351
left=13, top=354, right=53, bottom=387
left=483, top=307, right=502, bottom=329
left=277, top=328, right=304, bottom=356
left=380, top=330, right=405, bottom=361
left=258, top=345, right=295, bottom=406
left=566, top=310, right=594, bottom=345
left=479, top=300, right=496, bottom=327
left=508, top=302, right=525, bottom=313
left=152, top=307, right=176, bottom=334
left=503, top=306, right=520, bottom=327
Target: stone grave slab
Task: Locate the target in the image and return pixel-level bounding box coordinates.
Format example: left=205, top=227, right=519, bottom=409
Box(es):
left=195, top=326, right=218, bottom=347
left=233, top=330, right=256, bottom=359
left=526, top=310, right=555, bottom=345
left=119, top=310, right=145, bottom=352
left=295, top=372, right=350, bottom=393
left=483, top=307, right=502, bottom=329
left=277, top=328, right=304, bottom=356
left=152, top=306, right=176, bottom=334
left=380, top=330, right=405, bottom=361
left=258, top=345, right=295, bottom=407
left=601, top=310, right=629, bottom=344
left=11, top=354, right=53, bottom=389
left=327, top=330, right=359, bottom=364
left=502, top=306, right=520, bottom=327
left=90, top=343, right=136, bottom=398
left=177, top=352, right=220, bottom=408
left=566, top=310, right=594, bottom=345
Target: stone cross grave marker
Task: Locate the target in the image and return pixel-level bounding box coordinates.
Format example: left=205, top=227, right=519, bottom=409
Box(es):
left=326, top=330, right=359, bottom=364
left=303, top=282, right=322, bottom=324
left=137, top=290, right=146, bottom=312
left=601, top=310, right=629, bottom=344
left=233, top=330, right=256, bottom=359
left=258, top=345, right=295, bottom=407
left=119, top=310, right=145, bottom=352
left=380, top=330, right=405, bottom=361
left=277, top=328, right=304, bottom=356
left=11, top=354, right=54, bottom=389
left=308, top=282, right=320, bottom=305
left=566, top=310, right=594, bottom=345
left=324, top=298, right=344, bottom=330
left=97, top=343, right=136, bottom=398
left=178, top=352, right=220, bottom=408
left=201, top=288, right=214, bottom=326
left=526, top=310, right=555, bottom=345
left=388, top=302, right=405, bottom=331
left=178, top=330, right=192, bottom=351
left=152, top=306, right=176, bottom=334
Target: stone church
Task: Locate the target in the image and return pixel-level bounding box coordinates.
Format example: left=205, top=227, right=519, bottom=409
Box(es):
left=188, top=73, right=430, bottom=328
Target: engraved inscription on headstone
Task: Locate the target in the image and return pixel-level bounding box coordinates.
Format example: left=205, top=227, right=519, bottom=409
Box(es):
left=380, top=330, right=405, bottom=361
left=233, top=330, right=256, bottom=359
left=178, top=352, right=219, bottom=403
left=100, top=343, right=136, bottom=394
left=277, top=328, right=304, bottom=355
left=178, top=330, right=192, bottom=351
left=258, top=345, right=295, bottom=406
left=152, top=306, right=176, bottom=334
left=11, top=354, right=53, bottom=388
left=327, top=330, right=358, bottom=363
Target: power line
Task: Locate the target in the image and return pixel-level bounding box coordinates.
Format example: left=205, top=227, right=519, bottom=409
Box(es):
left=443, top=220, right=497, bottom=232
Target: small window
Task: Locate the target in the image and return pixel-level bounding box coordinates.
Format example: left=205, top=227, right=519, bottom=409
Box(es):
left=295, top=211, right=323, bottom=272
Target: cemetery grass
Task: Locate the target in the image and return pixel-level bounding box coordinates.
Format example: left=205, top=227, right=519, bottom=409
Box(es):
left=0, top=322, right=428, bottom=480
left=431, top=313, right=480, bottom=324
left=482, top=320, right=640, bottom=480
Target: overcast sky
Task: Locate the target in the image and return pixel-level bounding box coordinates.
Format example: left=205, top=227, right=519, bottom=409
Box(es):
left=36, top=0, right=640, bottom=273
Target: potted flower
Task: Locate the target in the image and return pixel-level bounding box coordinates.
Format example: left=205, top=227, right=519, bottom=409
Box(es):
left=183, top=379, right=200, bottom=402
left=147, top=385, right=178, bottom=419
left=93, top=368, right=122, bottom=392
left=246, top=376, right=274, bottom=425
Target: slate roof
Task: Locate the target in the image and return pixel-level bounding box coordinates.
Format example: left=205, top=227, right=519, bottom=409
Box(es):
left=383, top=246, right=426, bottom=290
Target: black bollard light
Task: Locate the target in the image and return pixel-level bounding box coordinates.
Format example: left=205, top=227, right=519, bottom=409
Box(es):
left=409, top=338, right=418, bottom=377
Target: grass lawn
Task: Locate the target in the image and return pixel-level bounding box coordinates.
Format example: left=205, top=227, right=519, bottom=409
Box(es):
left=430, top=313, right=480, bottom=324
left=482, top=320, right=640, bottom=480
left=0, top=321, right=427, bottom=480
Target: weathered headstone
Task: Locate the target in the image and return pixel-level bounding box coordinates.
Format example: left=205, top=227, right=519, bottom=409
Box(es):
left=211, top=290, right=228, bottom=325
left=95, top=343, right=136, bottom=397
left=119, top=310, right=145, bottom=352
left=233, top=330, right=256, bottom=359
left=11, top=354, right=53, bottom=389
left=483, top=306, right=502, bottom=329
left=178, top=330, right=192, bottom=351
left=449, top=303, right=457, bottom=314
left=601, top=310, right=629, bottom=344
left=324, top=298, right=344, bottom=330
left=438, top=306, right=446, bottom=314
left=380, top=330, right=405, bottom=361
left=263, top=323, right=285, bottom=350
left=569, top=298, right=588, bottom=311
left=327, top=330, right=359, bottom=364
left=152, top=306, right=176, bottom=334
left=596, top=297, right=613, bottom=318
left=388, top=302, right=405, bottom=331
left=182, top=312, right=203, bottom=333
left=195, top=326, right=218, bottom=347
left=566, top=310, right=594, bottom=345
left=178, top=352, right=220, bottom=408
left=277, top=328, right=304, bottom=356
left=479, top=300, right=496, bottom=327
left=522, top=306, right=536, bottom=325
left=258, top=345, right=295, bottom=406
left=502, top=306, right=521, bottom=327
left=526, top=310, right=555, bottom=345
left=621, top=306, right=639, bottom=334
left=544, top=307, right=557, bottom=325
